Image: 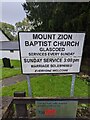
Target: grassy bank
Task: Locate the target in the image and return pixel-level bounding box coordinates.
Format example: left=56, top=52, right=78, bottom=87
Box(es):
left=0, top=59, right=21, bottom=80
left=1, top=75, right=88, bottom=97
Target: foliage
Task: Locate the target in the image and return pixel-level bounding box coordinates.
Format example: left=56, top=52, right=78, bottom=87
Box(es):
left=23, top=2, right=90, bottom=32
left=0, top=18, right=32, bottom=41
left=15, top=18, right=32, bottom=31
left=1, top=75, right=88, bottom=97
left=15, top=18, right=32, bottom=40
left=23, top=2, right=90, bottom=59
left=0, top=22, right=16, bottom=41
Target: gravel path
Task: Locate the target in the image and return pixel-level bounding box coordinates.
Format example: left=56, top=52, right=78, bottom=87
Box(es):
left=2, top=74, right=39, bottom=87
left=2, top=74, right=26, bottom=87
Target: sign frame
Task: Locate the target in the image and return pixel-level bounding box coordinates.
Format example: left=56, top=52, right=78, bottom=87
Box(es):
left=18, top=31, right=85, bottom=75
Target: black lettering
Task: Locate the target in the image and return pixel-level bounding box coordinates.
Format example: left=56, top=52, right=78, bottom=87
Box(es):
left=53, top=41, right=79, bottom=47
left=29, top=41, right=34, bottom=46
left=75, top=41, right=79, bottom=46
left=33, top=34, right=56, bottom=40
left=58, top=34, right=72, bottom=40
left=57, top=34, right=62, bottom=39
left=33, top=34, right=38, bottom=39
left=25, top=41, right=29, bottom=46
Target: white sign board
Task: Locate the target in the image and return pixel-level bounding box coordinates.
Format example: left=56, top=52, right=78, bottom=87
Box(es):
left=36, top=100, right=78, bottom=118
left=19, top=32, right=85, bottom=74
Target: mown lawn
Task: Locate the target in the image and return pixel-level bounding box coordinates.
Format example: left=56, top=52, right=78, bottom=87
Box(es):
left=0, top=59, right=21, bottom=80
left=1, top=75, right=88, bottom=97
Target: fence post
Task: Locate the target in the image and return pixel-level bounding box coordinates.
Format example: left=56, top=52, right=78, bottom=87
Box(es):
left=14, top=92, right=28, bottom=118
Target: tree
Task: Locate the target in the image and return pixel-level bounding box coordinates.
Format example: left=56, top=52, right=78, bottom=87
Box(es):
left=15, top=17, right=33, bottom=40
left=0, top=18, right=33, bottom=41
left=23, top=2, right=58, bottom=31
left=23, top=2, right=90, bottom=32
left=15, top=17, right=33, bottom=32
left=23, top=2, right=90, bottom=59
left=0, top=22, right=16, bottom=41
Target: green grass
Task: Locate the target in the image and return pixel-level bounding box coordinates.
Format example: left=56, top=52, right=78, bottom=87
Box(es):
left=0, top=59, right=21, bottom=80
left=1, top=75, right=88, bottom=97
left=0, top=59, right=3, bottom=66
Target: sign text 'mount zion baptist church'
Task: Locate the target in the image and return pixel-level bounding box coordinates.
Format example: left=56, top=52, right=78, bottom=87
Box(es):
left=19, top=32, right=85, bottom=74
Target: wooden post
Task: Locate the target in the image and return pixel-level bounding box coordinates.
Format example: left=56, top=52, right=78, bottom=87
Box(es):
left=14, top=92, right=28, bottom=118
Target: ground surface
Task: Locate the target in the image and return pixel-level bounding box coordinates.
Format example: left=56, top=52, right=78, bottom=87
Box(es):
left=2, top=74, right=39, bottom=87
left=2, top=74, right=26, bottom=87
left=1, top=97, right=13, bottom=116
left=1, top=74, right=25, bottom=116
left=1, top=74, right=38, bottom=116
left=1, top=74, right=89, bottom=118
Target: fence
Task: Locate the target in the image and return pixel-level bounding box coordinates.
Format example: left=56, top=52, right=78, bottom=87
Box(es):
left=2, top=97, right=90, bottom=120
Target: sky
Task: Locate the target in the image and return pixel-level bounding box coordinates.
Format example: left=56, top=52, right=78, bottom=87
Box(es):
left=0, top=0, right=26, bottom=26
left=0, top=0, right=89, bottom=26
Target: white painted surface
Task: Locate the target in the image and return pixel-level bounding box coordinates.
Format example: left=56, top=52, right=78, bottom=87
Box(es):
left=19, top=32, right=85, bottom=74
left=0, top=30, right=20, bottom=60
left=0, top=30, right=9, bottom=41
left=0, top=51, right=20, bottom=60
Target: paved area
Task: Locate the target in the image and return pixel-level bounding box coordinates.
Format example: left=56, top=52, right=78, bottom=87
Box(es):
left=2, top=74, right=26, bottom=87
left=1, top=97, right=13, bottom=117
left=0, top=97, right=13, bottom=118
left=1, top=74, right=39, bottom=87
